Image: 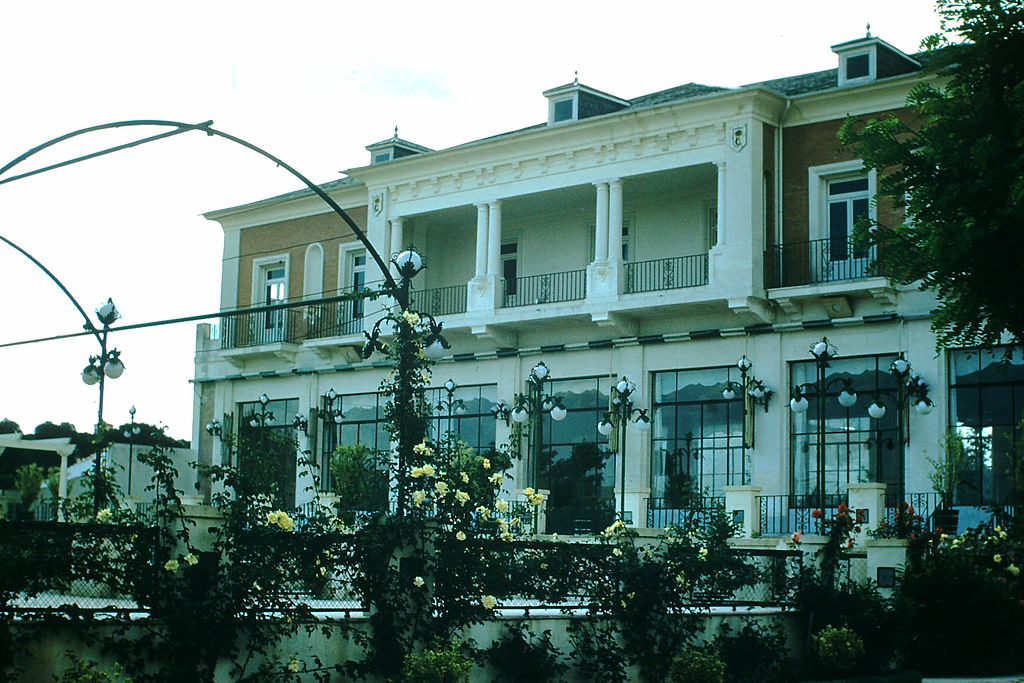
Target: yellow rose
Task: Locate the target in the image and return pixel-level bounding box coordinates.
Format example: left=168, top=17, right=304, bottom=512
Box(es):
left=481, top=595, right=497, bottom=609
left=456, top=531, right=467, bottom=541
left=164, top=559, right=179, bottom=572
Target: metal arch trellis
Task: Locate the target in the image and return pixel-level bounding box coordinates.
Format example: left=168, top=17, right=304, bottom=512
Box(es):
left=0, top=118, right=403, bottom=307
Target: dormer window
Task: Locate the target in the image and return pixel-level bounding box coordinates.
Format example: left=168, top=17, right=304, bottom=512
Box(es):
left=552, top=98, right=575, bottom=123
left=845, top=52, right=871, bottom=80
left=832, top=32, right=920, bottom=87
left=365, top=128, right=433, bottom=165
left=543, top=79, right=629, bottom=126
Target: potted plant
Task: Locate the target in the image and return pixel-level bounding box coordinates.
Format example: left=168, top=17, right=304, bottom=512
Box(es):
left=927, top=430, right=968, bottom=532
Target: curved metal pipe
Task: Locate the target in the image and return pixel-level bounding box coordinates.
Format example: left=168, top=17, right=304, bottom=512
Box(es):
left=0, top=119, right=402, bottom=304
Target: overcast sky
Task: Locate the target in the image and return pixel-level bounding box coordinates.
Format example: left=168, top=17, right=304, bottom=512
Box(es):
left=0, top=0, right=942, bottom=440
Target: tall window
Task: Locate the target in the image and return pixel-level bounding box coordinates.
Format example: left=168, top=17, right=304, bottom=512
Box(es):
left=502, top=242, right=518, bottom=296
left=790, top=354, right=899, bottom=502
left=262, top=263, right=287, bottom=338
left=238, top=397, right=300, bottom=507
left=949, top=347, right=1024, bottom=506
left=426, top=383, right=498, bottom=455
left=537, top=375, right=615, bottom=533
left=827, top=177, right=870, bottom=262
left=320, top=391, right=389, bottom=493
left=651, top=367, right=744, bottom=502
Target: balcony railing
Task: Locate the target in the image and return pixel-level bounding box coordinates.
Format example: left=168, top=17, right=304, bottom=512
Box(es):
left=765, top=238, right=878, bottom=288
left=221, top=308, right=303, bottom=349
left=305, top=300, right=365, bottom=340
left=645, top=496, right=725, bottom=529
left=503, top=269, right=586, bottom=308
left=758, top=493, right=849, bottom=536
left=625, top=254, right=708, bottom=294
left=410, top=284, right=467, bottom=317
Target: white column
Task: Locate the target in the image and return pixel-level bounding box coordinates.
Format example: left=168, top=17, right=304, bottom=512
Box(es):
left=715, top=161, right=727, bottom=246
left=608, top=179, right=623, bottom=263
left=487, top=200, right=502, bottom=277
left=594, top=182, right=609, bottom=262
left=474, top=204, right=489, bottom=278
left=390, top=217, right=404, bottom=258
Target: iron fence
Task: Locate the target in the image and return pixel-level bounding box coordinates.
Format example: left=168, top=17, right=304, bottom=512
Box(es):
left=758, top=494, right=848, bottom=536
left=624, top=254, right=708, bottom=293
left=220, top=308, right=303, bottom=349
left=502, top=270, right=586, bottom=307
left=305, top=299, right=365, bottom=339
left=646, top=496, right=727, bottom=529
left=410, top=284, right=467, bottom=317
left=765, top=238, right=878, bottom=288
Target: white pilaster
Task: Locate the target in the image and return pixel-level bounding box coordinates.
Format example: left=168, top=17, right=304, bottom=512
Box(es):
left=487, top=200, right=502, bottom=277
left=608, top=179, right=623, bottom=263
left=593, top=182, right=609, bottom=262
left=474, top=203, right=489, bottom=278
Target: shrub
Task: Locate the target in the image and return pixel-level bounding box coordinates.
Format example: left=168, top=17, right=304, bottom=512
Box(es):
left=668, top=648, right=725, bottom=683
left=713, top=621, right=788, bottom=683
left=812, top=625, right=864, bottom=677
left=56, top=655, right=132, bottom=682
left=401, top=642, right=472, bottom=683
left=485, top=623, right=567, bottom=682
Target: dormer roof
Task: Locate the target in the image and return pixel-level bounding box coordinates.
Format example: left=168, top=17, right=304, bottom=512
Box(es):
left=542, top=78, right=630, bottom=125
left=831, top=31, right=921, bottom=87
left=365, top=129, right=433, bottom=165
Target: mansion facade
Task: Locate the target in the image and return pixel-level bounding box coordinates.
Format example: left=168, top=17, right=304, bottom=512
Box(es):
left=193, top=32, right=1021, bottom=535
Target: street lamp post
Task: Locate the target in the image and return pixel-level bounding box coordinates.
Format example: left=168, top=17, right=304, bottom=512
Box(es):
left=509, top=361, right=568, bottom=492
left=437, top=378, right=466, bottom=435
left=789, top=338, right=857, bottom=530
left=597, top=376, right=651, bottom=522
left=80, top=298, right=127, bottom=513
left=360, top=249, right=451, bottom=516
left=122, top=405, right=140, bottom=497
left=721, top=356, right=772, bottom=483
left=866, top=354, right=934, bottom=504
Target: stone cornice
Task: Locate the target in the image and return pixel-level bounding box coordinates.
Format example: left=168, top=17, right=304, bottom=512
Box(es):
left=205, top=180, right=367, bottom=231
left=348, top=88, right=788, bottom=213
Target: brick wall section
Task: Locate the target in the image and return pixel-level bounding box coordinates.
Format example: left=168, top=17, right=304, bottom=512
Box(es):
left=237, top=205, right=367, bottom=306
left=781, top=107, right=913, bottom=244
left=763, top=122, right=776, bottom=251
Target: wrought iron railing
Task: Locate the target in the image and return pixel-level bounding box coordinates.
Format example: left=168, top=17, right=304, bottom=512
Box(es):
left=765, top=238, right=878, bottom=288
left=220, top=308, right=303, bottom=349
left=305, top=299, right=365, bottom=340
left=645, top=496, right=726, bottom=529
left=410, top=284, right=467, bottom=317
left=758, top=493, right=848, bottom=536
left=543, top=498, right=615, bottom=535
left=503, top=270, right=586, bottom=308
left=625, top=254, right=708, bottom=293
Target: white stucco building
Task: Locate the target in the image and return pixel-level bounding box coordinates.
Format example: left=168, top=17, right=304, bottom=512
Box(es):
left=193, top=32, right=1021, bottom=535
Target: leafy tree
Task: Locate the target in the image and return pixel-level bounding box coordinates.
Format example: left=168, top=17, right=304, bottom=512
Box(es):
left=13, top=463, right=48, bottom=511
left=0, top=419, right=20, bottom=434
left=840, top=0, right=1024, bottom=347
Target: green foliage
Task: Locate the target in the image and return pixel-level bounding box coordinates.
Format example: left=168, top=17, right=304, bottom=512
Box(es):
left=928, top=430, right=970, bottom=507
left=329, top=443, right=389, bottom=517
left=55, top=655, right=132, bottom=682
left=811, top=625, right=864, bottom=676
left=568, top=620, right=627, bottom=683
left=840, top=0, right=1024, bottom=347
left=667, top=648, right=725, bottom=683
left=13, top=463, right=48, bottom=511
left=795, top=569, right=906, bottom=675
left=484, top=623, right=567, bottom=683
left=897, top=521, right=1024, bottom=676
left=400, top=642, right=472, bottom=683
left=712, top=621, right=788, bottom=683
left=587, top=512, right=756, bottom=682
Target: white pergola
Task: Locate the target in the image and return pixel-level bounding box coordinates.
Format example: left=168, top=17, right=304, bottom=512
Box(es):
left=0, top=434, right=75, bottom=519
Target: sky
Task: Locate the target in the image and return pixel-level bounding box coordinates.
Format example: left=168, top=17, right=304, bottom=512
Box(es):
left=0, top=0, right=943, bottom=441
